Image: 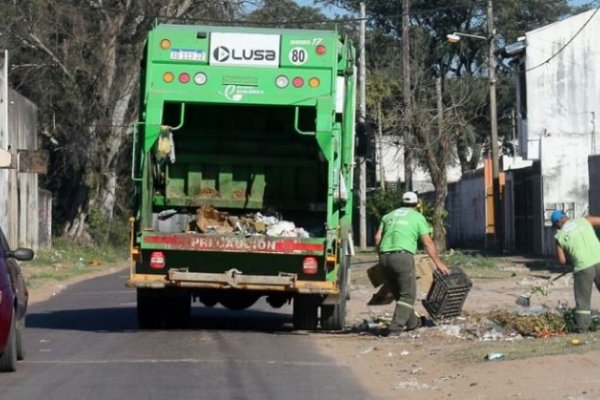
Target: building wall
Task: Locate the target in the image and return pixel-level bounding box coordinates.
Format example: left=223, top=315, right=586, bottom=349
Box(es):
left=0, top=51, right=41, bottom=250
left=525, top=9, right=600, bottom=255
left=526, top=10, right=600, bottom=216
left=377, top=136, right=463, bottom=193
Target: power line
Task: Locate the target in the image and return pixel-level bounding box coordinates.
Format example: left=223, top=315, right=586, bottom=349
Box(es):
left=526, top=5, right=600, bottom=72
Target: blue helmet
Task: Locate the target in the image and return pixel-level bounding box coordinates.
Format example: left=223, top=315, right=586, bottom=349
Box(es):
left=550, top=210, right=566, bottom=225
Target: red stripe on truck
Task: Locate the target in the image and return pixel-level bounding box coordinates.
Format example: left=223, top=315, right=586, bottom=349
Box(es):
left=143, top=234, right=325, bottom=254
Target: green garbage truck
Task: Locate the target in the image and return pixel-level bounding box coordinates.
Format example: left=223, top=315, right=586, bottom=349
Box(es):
left=128, top=23, right=356, bottom=331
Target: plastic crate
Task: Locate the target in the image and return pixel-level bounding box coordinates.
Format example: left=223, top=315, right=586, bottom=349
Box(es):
left=422, top=266, right=472, bottom=320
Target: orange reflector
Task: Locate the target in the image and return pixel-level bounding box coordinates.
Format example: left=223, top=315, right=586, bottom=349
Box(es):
left=179, top=72, right=190, bottom=84
left=163, top=72, right=174, bottom=83
left=149, top=251, right=165, bottom=270
left=131, top=247, right=141, bottom=262
left=303, top=257, right=318, bottom=275
left=160, top=39, right=171, bottom=49
left=316, top=44, right=326, bottom=55
left=326, top=253, right=336, bottom=264
left=292, top=76, right=304, bottom=88
left=308, top=77, right=320, bottom=88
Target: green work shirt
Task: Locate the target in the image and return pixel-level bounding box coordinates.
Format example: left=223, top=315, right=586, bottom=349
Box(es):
left=554, top=217, right=600, bottom=273
left=378, top=208, right=432, bottom=254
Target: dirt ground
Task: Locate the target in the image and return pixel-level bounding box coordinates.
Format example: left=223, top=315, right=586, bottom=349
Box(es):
left=313, top=255, right=600, bottom=400
left=27, top=257, right=600, bottom=400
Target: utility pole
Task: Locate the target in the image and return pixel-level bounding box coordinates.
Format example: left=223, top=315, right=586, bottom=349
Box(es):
left=402, top=0, right=413, bottom=192
left=377, top=102, right=386, bottom=190
left=487, top=0, right=503, bottom=251
left=358, top=2, right=367, bottom=250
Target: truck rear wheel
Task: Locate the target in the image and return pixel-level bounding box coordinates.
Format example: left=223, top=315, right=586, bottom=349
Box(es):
left=320, top=299, right=346, bottom=331
left=320, top=247, right=350, bottom=331
left=165, top=293, right=191, bottom=329
left=293, top=295, right=319, bottom=330
left=137, top=289, right=162, bottom=329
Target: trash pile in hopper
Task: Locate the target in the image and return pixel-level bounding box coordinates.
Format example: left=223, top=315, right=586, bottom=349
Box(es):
left=186, top=205, right=311, bottom=238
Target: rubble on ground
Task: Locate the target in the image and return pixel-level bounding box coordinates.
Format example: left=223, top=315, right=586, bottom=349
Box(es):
left=351, top=307, right=600, bottom=340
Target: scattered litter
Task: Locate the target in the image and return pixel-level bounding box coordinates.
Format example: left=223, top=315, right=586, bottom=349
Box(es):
left=400, top=350, right=410, bottom=356
left=360, top=346, right=376, bottom=354
left=411, top=367, right=424, bottom=375
left=515, top=294, right=531, bottom=307
left=438, top=374, right=461, bottom=381
left=393, top=380, right=430, bottom=391
left=484, top=352, right=505, bottom=361
left=387, top=352, right=394, bottom=357
left=570, top=338, right=583, bottom=346
left=440, top=324, right=462, bottom=338
left=482, top=326, right=505, bottom=341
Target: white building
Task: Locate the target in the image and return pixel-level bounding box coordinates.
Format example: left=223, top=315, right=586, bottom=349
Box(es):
left=376, top=136, right=463, bottom=193
left=516, top=8, right=600, bottom=254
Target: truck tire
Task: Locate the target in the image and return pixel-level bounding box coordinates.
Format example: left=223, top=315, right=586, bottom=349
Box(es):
left=165, top=293, right=191, bottom=329
left=293, top=295, right=319, bottom=330
left=321, top=251, right=350, bottom=331
left=137, top=289, right=162, bottom=329
left=0, top=315, right=18, bottom=372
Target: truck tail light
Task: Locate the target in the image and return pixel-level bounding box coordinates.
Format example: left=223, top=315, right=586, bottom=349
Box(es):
left=316, top=44, right=326, bottom=55
left=303, top=257, right=318, bottom=275
left=179, top=72, right=190, bottom=83
left=149, top=251, right=165, bottom=269
left=292, top=76, right=304, bottom=88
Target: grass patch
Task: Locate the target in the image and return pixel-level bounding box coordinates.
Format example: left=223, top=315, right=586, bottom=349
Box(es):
left=443, top=250, right=517, bottom=280
left=443, top=250, right=499, bottom=269
left=21, top=238, right=128, bottom=289
left=448, top=332, right=600, bottom=363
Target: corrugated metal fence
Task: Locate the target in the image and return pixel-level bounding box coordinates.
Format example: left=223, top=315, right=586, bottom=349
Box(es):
left=0, top=51, right=43, bottom=250
left=589, top=155, right=600, bottom=215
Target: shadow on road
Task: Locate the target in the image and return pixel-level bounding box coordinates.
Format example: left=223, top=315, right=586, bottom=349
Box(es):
left=26, top=306, right=294, bottom=333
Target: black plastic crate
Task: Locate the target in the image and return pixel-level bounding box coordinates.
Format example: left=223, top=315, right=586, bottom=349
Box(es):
left=422, top=266, right=472, bottom=320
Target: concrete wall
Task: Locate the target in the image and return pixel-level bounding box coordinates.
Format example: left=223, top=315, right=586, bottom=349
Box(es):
left=525, top=9, right=600, bottom=250
left=446, top=169, right=486, bottom=248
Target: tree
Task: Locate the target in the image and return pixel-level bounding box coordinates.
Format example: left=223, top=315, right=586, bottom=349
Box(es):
left=247, top=0, right=330, bottom=28
left=0, top=0, right=246, bottom=242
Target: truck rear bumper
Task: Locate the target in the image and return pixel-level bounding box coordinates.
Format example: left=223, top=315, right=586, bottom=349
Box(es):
left=127, top=269, right=339, bottom=295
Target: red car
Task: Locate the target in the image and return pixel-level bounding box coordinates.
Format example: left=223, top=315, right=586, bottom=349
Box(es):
left=0, top=226, right=33, bottom=372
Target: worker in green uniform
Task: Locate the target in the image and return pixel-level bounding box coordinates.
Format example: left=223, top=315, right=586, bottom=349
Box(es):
left=552, top=209, right=600, bottom=332
left=374, top=192, right=450, bottom=333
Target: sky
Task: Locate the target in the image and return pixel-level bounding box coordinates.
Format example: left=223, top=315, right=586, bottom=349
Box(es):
left=295, top=0, right=598, bottom=14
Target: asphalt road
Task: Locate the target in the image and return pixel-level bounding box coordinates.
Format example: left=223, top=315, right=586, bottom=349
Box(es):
left=0, top=270, right=371, bottom=400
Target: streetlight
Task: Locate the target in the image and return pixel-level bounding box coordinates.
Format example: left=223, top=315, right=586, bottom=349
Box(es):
left=447, top=0, right=502, bottom=251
